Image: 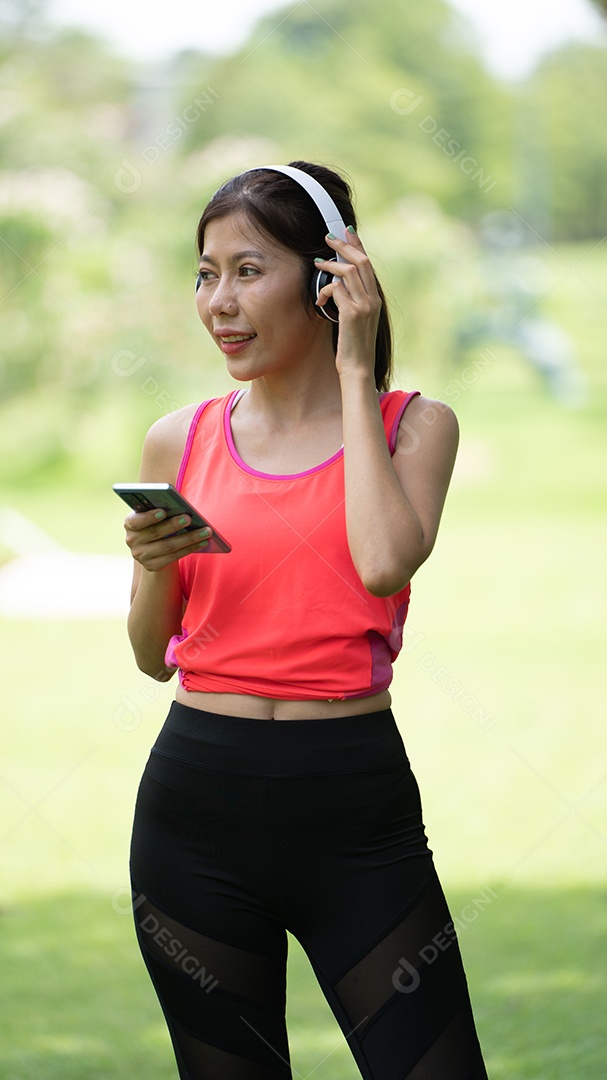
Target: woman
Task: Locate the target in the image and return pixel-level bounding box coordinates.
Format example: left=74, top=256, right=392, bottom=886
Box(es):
left=124, top=161, right=489, bottom=1079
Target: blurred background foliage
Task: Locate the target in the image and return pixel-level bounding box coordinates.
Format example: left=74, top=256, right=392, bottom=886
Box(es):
left=0, top=0, right=606, bottom=485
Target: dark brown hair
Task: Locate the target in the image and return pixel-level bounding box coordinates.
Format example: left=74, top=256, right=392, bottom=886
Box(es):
left=196, top=161, right=393, bottom=392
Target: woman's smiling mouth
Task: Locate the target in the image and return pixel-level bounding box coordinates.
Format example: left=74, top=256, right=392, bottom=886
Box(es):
left=214, top=331, right=258, bottom=354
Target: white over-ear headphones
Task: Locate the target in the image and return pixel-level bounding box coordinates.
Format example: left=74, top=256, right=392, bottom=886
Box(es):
left=196, top=164, right=348, bottom=323
left=248, top=165, right=347, bottom=323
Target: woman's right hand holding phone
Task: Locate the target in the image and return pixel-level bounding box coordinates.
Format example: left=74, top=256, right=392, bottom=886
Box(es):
left=124, top=507, right=211, bottom=572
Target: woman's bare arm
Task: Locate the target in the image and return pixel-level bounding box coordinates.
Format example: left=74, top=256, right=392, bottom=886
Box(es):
left=340, top=376, right=458, bottom=596
left=316, top=229, right=458, bottom=598
left=125, top=406, right=207, bottom=680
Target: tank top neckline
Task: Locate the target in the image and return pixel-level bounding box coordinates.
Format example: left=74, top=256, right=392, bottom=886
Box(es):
left=224, top=387, right=368, bottom=482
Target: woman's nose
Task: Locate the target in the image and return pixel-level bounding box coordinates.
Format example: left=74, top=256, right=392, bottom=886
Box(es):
left=208, top=277, right=238, bottom=316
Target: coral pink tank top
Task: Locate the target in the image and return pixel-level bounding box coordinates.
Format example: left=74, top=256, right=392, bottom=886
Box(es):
left=165, top=388, right=420, bottom=700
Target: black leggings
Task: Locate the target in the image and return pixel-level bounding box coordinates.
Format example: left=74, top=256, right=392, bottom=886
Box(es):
left=130, top=702, right=489, bottom=1079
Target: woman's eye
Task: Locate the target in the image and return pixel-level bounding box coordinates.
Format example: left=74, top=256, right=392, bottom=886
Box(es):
left=196, top=269, right=215, bottom=282
left=239, top=266, right=259, bottom=277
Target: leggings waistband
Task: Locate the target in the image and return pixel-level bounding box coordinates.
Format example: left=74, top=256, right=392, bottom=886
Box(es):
left=151, top=701, right=407, bottom=777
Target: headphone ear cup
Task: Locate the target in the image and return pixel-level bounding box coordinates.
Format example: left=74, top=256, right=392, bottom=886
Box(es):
left=312, top=264, right=339, bottom=323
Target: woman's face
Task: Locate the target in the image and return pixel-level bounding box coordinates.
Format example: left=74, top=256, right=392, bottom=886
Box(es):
left=196, top=211, right=329, bottom=379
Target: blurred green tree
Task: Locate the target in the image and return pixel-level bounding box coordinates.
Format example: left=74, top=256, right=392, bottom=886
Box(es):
left=0, top=0, right=605, bottom=482
left=517, top=42, right=607, bottom=241
left=179, top=0, right=512, bottom=218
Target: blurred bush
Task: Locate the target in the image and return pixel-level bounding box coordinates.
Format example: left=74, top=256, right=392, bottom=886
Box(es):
left=0, top=0, right=606, bottom=484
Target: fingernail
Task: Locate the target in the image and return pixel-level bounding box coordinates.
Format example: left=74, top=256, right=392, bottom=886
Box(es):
left=178, top=516, right=188, bottom=525
left=154, top=510, right=166, bottom=520
left=327, top=232, right=337, bottom=240
left=199, top=528, right=211, bottom=538
left=347, top=225, right=357, bottom=234
left=314, top=257, right=323, bottom=263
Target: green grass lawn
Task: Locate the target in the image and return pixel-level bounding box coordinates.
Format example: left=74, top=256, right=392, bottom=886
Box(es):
left=1, top=241, right=606, bottom=1077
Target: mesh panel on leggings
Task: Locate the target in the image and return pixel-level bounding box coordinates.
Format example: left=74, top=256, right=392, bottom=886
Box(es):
left=168, top=1019, right=292, bottom=1080
left=331, top=874, right=488, bottom=1079
left=334, top=872, right=450, bottom=1035
left=133, top=892, right=292, bottom=1078
left=402, top=1003, right=486, bottom=1080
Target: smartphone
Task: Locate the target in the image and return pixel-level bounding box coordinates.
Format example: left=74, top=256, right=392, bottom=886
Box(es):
left=113, top=482, right=231, bottom=553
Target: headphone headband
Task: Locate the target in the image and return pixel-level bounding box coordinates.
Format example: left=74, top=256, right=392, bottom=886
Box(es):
left=246, top=165, right=348, bottom=257
left=244, top=165, right=349, bottom=324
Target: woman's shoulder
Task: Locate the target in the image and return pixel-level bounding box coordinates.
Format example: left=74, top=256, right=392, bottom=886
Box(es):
left=144, top=402, right=202, bottom=451
left=393, top=393, right=457, bottom=460
left=397, top=392, right=458, bottom=436
left=140, top=402, right=206, bottom=484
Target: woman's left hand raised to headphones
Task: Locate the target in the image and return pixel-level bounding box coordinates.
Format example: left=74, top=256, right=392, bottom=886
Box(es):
left=315, top=228, right=382, bottom=380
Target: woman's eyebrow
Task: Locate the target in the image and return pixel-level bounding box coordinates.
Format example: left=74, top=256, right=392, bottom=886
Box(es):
left=199, top=250, right=268, bottom=266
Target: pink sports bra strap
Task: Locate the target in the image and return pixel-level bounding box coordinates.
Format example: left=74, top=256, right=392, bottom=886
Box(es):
left=380, top=390, right=421, bottom=454
left=175, top=400, right=214, bottom=491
